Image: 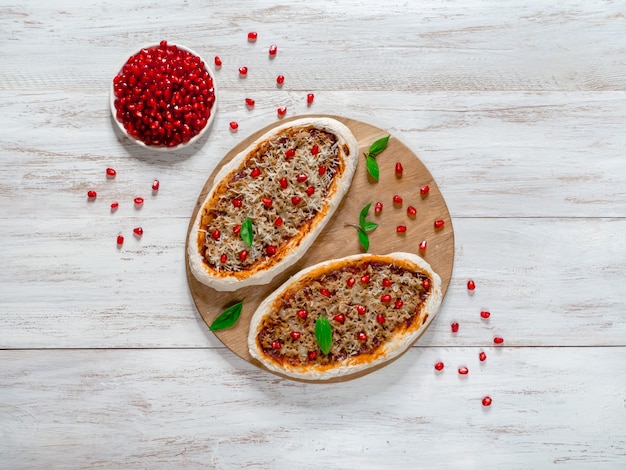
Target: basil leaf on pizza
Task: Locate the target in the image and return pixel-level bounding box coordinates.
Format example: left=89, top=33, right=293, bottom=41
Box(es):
left=240, top=217, right=254, bottom=247
left=315, top=317, right=333, bottom=355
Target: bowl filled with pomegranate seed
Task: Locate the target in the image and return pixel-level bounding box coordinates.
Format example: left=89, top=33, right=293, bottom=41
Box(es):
left=110, top=40, right=217, bottom=151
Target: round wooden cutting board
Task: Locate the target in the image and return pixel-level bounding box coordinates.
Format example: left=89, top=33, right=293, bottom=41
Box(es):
left=186, top=114, right=454, bottom=382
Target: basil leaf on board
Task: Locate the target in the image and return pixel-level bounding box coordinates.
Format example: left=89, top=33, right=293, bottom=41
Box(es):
left=365, top=156, right=379, bottom=181
left=240, top=217, right=253, bottom=247
left=368, top=135, right=390, bottom=157
left=361, top=221, right=379, bottom=232
left=357, top=227, right=370, bottom=251
left=210, top=301, right=243, bottom=331
left=359, top=202, right=371, bottom=227
left=315, top=316, right=333, bottom=355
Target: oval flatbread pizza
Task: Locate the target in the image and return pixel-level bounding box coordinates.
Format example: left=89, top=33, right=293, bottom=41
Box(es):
left=188, top=117, right=359, bottom=291
left=247, top=252, right=443, bottom=380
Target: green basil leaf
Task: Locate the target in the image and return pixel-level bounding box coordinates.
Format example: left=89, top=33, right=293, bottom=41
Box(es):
left=357, top=227, right=370, bottom=251
left=359, top=202, right=371, bottom=227
left=368, top=135, right=390, bottom=157
left=240, top=217, right=253, bottom=247
left=361, top=221, right=379, bottom=232
left=366, top=156, right=379, bottom=181
left=315, top=316, right=333, bottom=355
left=210, top=301, right=243, bottom=331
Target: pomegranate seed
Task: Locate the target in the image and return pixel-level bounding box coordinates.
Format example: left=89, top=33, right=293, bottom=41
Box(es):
left=277, top=106, right=287, bottom=117
left=467, top=280, right=476, bottom=290
left=394, top=299, right=403, bottom=309
left=250, top=168, right=261, bottom=178
left=245, top=98, right=255, bottom=108
left=297, top=309, right=308, bottom=319
left=382, top=278, right=392, bottom=288
left=360, top=274, right=370, bottom=284
left=279, top=177, right=288, bottom=189
left=434, top=361, right=444, bottom=371
left=420, top=185, right=430, bottom=196
left=480, top=310, right=491, bottom=319
left=87, top=190, right=97, bottom=199
left=271, top=341, right=281, bottom=350
left=320, top=288, right=331, bottom=298
left=318, top=165, right=326, bottom=176
left=347, top=277, right=356, bottom=287
left=307, top=93, right=315, bottom=105
left=116, top=235, right=124, bottom=245
left=290, top=331, right=301, bottom=340
left=392, top=195, right=403, bottom=205
left=311, top=144, right=319, bottom=155
left=451, top=322, right=459, bottom=333
left=396, top=225, right=407, bottom=233
left=376, top=314, right=385, bottom=324
left=239, top=250, right=248, bottom=261
left=232, top=198, right=243, bottom=208
left=233, top=225, right=241, bottom=235
left=422, top=278, right=431, bottom=290
left=110, top=202, right=119, bottom=210
left=305, top=186, right=315, bottom=196
left=493, top=337, right=504, bottom=345
left=374, top=202, right=383, bottom=214
left=133, top=227, right=143, bottom=236
left=269, top=44, right=277, bottom=57
left=106, top=167, right=116, bottom=178
left=357, top=332, right=368, bottom=341
left=247, top=31, right=258, bottom=42
left=152, top=179, right=160, bottom=191
left=266, top=245, right=277, bottom=256
left=211, top=229, right=220, bottom=240
left=395, top=162, right=403, bottom=176
left=285, top=148, right=296, bottom=159
left=276, top=75, right=285, bottom=85
left=482, top=396, right=492, bottom=407
left=308, top=351, right=317, bottom=360
left=458, top=366, right=469, bottom=375
left=419, top=240, right=427, bottom=252
left=220, top=254, right=227, bottom=263
left=291, top=196, right=302, bottom=205
left=356, top=305, right=366, bottom=315
left=434, top=219, right=445, bottom=230
left=407, top=206, right=417, bottom=217
left=274, top=217, right=283, bottom=227
left=296, top=173, right=308, bottom=183
left=214, top=56, right=222, bottom=67
left=239, top=66, right=248, bottom=76
left=333, top=314, right=345, bottom=324
left=229, top=121, right=239, bottom=131
left=134, top=197, right=144, bottom=205
left=479, top=351, right=487, bottom=362
left=381, top=294, right=392, bottom=303
left=262, top=197, right=273, bottom=207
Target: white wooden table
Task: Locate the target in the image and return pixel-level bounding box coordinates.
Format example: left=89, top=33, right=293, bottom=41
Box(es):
left=2, top=1, right=625, bottom=468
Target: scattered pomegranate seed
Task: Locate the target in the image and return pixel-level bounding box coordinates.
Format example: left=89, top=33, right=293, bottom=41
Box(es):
left=479, top=351, right=487, bottom=362
left=396, top=225, right=407, bottom=233
left=376, top=314, right=386, bottom=324
left=277, top=106, right=287, bottom=117
left=311, top=144, right=319, bottom=155
left=106, top=168, right=116, bottom=178
left=374, top=202, right=383, bottom=214
left=305, top=186, right=315, bottom=196
left=318, top=165, right=326, bottom=176
left=419, top=240, right=427, bottom=252
left=247, top=31, right=258, bottom=42
left=434, top=219, right=445, bottom=230
left=276, top=74, right=285, bottom=85
left=392, top=194, right=403, bottom=205
left=394, top=299, right=403, bottom=309
left=239, top=66, right=248, bottom=76
left=307, top=93, right=315, bottom=105
left=297, top=309, right=308, bottom=319
left=333, top=314, right=346, bottom=324
left=262, top=197, right=273, bottom=207
left=211, top=229, right=221, bottom=241
left=87, top=190, right=97, bottom=199
left=480, top=310, right=491, bottom=319
left=290, top=331, right=301, bottom=340
left=308, top=351, right=317, bottom=360
left=134, top=197, right=144, bottom=206
left=296, top=173, right=308, bottom=183
left=347, top=277, right=356, bottom=287
left=458, top=366, right=469, bottom=375
left=152, top=179, right=160, bottom=191
left=229, top=121, right=239, bottom=131
left=110, top=202, right=119, bottom=210
left=467, top=280, right=476, bottom=290
left=116, top=235, right=124, bottom=245
left=356, top=305, right=366, bottom=315
left=360, top=274, right=370, bottom=284
left=239, top=250, right=248, bottom=261
left=266, top=245, right=277, bottom=256
left=112, top=41, right=215, bottom=148
left=291, top=196, right=302, bottom=205
left=493, top=336, right=504, bottom=345
left=285, top=148, right=296, bottom=159
left=407, top=206, right=417, bottom=217
left=250, top=168, right=261, bottom=178
left=245, top=98, right=255, bottom=108
left=451, top=322, right=459, bottom=333
left=271, top=341, right=281, bottom=350
left=220, top=254, right=227, bottom=263
left=482, top=396, right=492, bottom=407
left=434, top=361, right=444, bottom=371
left=420, top=185, right=430, bottom=197
left=133, top=227, right=143, bottom=236
left=357, top=332, right=368, bottom=341
left=268, top=44, right=277, bottom=57
left=422, top=278, right=431, bottom=290
left=395, top=162, right=403, bottom=176
left=232, top=198, right=243, bottom=208
left=320, top=288, right=331, bottom=298
left=382, top=278, right=392, bottom=288
left=274, top=217, right=283, bottom=227
left=233, top=225, right=241, bottom=235
left=381, top=294, right=392, bottom=303
left=279, top=177, right=288, bottom=189
left=214, top=56, right=222, bottom=67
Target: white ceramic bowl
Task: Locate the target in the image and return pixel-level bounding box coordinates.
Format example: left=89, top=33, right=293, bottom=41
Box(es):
left=110, top=42, right=217, bottom=151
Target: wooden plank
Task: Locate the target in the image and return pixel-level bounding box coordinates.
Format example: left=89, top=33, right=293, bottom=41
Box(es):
left=1, top=347, right=624, bottom=469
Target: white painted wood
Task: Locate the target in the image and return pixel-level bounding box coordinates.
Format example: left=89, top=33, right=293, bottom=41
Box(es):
left=1, top=0, right=626, bottom=468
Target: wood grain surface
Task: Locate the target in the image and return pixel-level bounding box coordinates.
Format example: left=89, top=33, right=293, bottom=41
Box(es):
left=186, top=115, right=454, bottom=373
